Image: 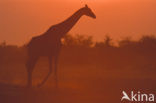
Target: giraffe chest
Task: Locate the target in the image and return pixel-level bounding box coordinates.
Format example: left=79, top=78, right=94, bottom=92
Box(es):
left=39, top=42, right=61, bottom=54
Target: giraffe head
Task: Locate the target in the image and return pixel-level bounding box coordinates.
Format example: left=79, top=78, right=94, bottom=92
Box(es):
left=82, top=4, right=96, bottom=19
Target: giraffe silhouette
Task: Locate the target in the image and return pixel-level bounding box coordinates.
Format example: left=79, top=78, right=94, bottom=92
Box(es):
left=26, top=4, right=96, bottom=87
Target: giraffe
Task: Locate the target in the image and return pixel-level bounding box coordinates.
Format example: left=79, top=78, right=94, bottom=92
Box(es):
left=26, top=4, right=96, bottom=87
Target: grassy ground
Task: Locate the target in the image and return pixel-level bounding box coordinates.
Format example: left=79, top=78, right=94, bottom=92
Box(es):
left=0, top=60, right=156, bottom=103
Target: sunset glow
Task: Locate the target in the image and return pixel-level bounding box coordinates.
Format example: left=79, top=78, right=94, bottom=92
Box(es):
left=0, top=1, right=156, bottom=103
left=0, top=0, right=156, bottom=45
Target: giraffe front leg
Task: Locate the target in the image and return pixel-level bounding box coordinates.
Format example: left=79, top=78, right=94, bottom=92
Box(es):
left=27, top=69, right=32, bottom=88
left=37, top=56, right=53, bottom=87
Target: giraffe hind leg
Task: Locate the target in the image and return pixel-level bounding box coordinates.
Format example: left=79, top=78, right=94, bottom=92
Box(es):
left=26, top=56, right=38, bottom=88
left=54, top=54, right=59, bottom=88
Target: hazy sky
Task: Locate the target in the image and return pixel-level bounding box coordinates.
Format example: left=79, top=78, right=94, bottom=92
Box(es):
left=0, top=0, right=156, bottom=45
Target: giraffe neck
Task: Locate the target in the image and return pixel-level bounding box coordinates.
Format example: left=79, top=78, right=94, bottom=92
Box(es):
left=56, top=8, right=84, bottom=37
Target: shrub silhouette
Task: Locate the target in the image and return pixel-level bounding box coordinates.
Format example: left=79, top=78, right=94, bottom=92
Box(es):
left=0, top=34, right=156, bottom=71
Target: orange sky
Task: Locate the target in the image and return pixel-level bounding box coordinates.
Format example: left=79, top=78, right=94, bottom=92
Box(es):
left=0, top=0, right=156, bottom=45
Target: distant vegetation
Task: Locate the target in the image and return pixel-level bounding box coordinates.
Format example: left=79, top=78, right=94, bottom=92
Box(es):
left=0, top=34, right=156, bottom=70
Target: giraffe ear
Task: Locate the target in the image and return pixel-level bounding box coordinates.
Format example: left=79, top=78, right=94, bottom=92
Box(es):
left=85, top=4, right=88, bottom=8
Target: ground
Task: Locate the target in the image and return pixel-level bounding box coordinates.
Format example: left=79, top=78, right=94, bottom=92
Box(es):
left=0, top=60, right=155, bottom=103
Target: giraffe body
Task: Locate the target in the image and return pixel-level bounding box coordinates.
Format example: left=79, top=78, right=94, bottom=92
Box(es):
left=26, top=5, right=96, bottom=87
